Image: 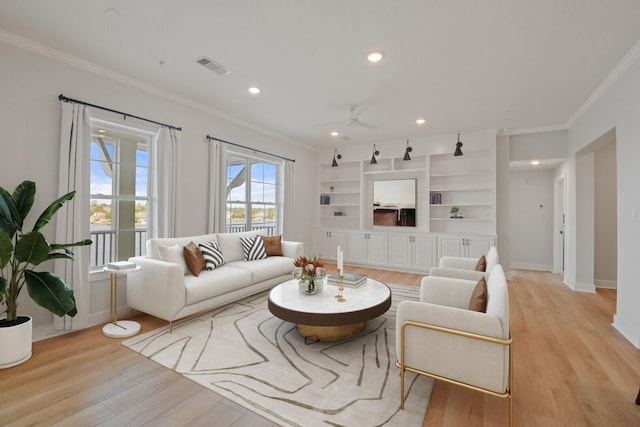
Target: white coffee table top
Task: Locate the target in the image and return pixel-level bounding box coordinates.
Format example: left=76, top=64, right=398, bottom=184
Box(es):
left=268, top=278, right=391, bottom=326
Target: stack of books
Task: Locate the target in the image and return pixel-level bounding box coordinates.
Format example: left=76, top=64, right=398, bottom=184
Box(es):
left=106, top=261, right=137, bottom=270
left=326, top=272, right=367, bottom=288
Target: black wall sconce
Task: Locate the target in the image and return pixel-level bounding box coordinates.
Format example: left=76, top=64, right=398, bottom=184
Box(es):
left=370, top=144, right=379, bottom=164
left=331, top=148, right=342, bottom=167
left=403, top=139, right=412, bottom=161
left=454, top=133, right=463, bottom=156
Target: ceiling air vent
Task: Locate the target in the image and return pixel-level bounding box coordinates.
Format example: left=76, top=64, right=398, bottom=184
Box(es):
left=196, top=57, right=232, bottom=76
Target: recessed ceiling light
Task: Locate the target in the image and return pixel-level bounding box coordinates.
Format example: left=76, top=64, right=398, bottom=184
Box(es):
left=248, top=86, right=261, bottom=95
left=367, top=52, right=383, bottom=62
left=416, top=118, right=426, bottom=125
left=330, top=131, right=339, bottom=137
left=98, top=129, right=106, bottom=133
left=530, top=160, right=540, bottom=165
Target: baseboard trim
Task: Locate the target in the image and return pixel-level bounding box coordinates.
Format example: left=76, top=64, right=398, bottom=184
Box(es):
left=510, top=262, right=552, bottom=271
left=595, top=279, right=617, bottom=289
left=613, top=315, right=640, bottom=349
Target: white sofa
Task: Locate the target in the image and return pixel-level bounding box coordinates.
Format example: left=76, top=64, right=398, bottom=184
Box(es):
left=127, top=230, right=303, bottom=326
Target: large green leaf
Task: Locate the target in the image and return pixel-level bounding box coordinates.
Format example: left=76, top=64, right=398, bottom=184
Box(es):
left=0, top=187, right=18, bottom=238
left=0, top=277, right=7, bottom=296
left=15, top=231, right=50, bottom=266
left=0, top=229, right=13, bottom=269
left=12, top=181, right=35, bottom=225
left=24, top=270, right=77, bottom=317
left=32, top=191, right=75, bottom=233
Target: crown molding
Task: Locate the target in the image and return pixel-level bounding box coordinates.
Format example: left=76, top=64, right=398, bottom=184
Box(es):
left=566, top=39, right=640, bottom=128
left=500, top=125, right=567, bottom=136
left=0, top=29, right=312, bottom=153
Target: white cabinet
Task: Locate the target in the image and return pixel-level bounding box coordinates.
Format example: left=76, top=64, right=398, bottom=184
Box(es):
left=388, top=233, right=437, bottom=272
left=347, top=231, right=388, bottom=267
left=312, top=229, right=348, bottom=260
left=438, top=234, right=495, bottom=259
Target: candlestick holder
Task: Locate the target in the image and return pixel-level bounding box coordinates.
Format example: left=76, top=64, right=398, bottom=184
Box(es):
left=335, top=269, right=346, bottom=302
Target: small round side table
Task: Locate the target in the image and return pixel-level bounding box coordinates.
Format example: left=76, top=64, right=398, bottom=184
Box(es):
left=102, top=265, right=141, bottom=338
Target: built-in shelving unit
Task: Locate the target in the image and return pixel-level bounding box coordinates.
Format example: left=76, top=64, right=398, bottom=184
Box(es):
left=429, top=150, right=495, bottom=234
left=318, top=160, right=362, bottom=228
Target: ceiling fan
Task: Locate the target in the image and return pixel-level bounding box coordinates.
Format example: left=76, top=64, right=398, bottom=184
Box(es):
left=316, top=105, right=378, bottom=129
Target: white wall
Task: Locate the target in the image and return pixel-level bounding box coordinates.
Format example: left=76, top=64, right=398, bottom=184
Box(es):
left=567, top=41, right=640, bottom=348
left=0, top=40, right=318, bottom=337
left=510, top=130, right=567, bottom=161
left=509, top=169, right=554, bottom=270
left=594, top=141, right=617, bottom=288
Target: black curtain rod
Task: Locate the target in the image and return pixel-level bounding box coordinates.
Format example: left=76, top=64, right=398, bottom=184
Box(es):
left=58, top=94, right=182, bottom=131
left=206, top=135, right=295, bottom=162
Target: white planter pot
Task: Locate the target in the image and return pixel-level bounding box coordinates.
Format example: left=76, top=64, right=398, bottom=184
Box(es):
left=0, top=316, right=32, bottom=369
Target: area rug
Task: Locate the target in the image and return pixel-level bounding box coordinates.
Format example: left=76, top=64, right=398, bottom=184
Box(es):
left=122, top=283, right=432, bottom=426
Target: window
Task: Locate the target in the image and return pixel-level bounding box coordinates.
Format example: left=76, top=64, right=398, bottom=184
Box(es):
left=226, top=152, right=280, bottom=235
left=90, top=120, right=153, bottom=270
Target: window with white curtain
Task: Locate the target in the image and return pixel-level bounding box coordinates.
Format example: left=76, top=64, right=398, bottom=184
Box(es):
left=89, top=120, right=154, bottom=270
left=226, top=151, right=280, bottom=235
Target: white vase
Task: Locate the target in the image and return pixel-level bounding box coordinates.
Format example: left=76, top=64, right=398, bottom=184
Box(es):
left=0, top=316, right=32, bottom=369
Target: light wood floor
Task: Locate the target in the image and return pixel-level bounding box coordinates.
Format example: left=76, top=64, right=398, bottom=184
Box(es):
left=1, top=267, right=639, bottom=426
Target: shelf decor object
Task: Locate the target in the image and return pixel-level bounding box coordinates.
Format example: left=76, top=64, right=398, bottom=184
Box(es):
left=454, top=133, right=464, bottom=156
left=331, top=148, right=342, bottom=167
left=403, top=139, right=412, bottom=161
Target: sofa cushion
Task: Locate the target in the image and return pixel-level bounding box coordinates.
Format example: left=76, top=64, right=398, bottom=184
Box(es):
left=184, top=266, right=253, bottom=305
left=199, top=241, right=225, bottom=270
left=468, top=276, right=487, bottom=312
left=261, top=234, right=284, bottom=256
left=240, top=236, right=268, bottom=261
left=216, top=230, right=260, bottom=262
left=475, top=255, right=487, bottom=272
left=147, top=233, right=218, bottom=260
left=226, top=257, right=294, bottom=283
left=158, top=244, right=188, bottom=275
left=183, top=242, right=206, bottom=276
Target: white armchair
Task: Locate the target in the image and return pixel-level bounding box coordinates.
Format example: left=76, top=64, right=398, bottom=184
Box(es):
left=396, top=264, right=512, bottom=426
left=428, top=246, right=499, bottom=281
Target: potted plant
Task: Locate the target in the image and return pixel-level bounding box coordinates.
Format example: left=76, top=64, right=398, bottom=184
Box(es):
left=0, top=180, right=92, bottom=368
left=450, top=206, right=462, bottom=218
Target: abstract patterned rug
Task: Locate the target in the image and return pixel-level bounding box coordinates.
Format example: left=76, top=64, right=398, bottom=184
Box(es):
left=122, top=283, right=432, bottom=426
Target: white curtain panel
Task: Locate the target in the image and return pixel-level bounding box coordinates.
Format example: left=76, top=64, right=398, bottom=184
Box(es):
left=153, top=127, right=181, bottom=238
left=207, top=139, right=227, bottom=233
left=54, top=102, right=92, bottom=330
left=282, top=160, right=295, bottom=240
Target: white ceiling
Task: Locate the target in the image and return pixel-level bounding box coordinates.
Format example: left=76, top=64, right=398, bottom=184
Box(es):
left=1, top=1, right=640, bottom=148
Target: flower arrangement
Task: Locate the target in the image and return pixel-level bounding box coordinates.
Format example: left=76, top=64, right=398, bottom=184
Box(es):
left=292, top=255, right=326, bottom=294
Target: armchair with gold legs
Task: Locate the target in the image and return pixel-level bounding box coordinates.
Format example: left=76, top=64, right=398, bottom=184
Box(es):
left=396, top=264, right=513, bottom=426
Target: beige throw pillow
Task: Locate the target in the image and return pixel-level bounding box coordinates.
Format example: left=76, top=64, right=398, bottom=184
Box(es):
left=468, top=276, right=488, bottom=312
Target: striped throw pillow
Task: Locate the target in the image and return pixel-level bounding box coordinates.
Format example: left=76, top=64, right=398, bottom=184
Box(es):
left=240, top=236, right=268, bottom=261
left=198, top=241, right=225, bottom=270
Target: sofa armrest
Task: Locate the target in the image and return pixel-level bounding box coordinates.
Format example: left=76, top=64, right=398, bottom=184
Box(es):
left=420, top=276, right=477, bottom=309
left=281, top=241, right=303, bottom=258
left=429, top=267, right=486, bottom=282
left=439, top=256, right=480, bottom=270
left=126, top=256, right=186, bottom=322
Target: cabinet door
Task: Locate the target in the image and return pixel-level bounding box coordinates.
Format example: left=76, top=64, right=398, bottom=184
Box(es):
left=388, top=233, right=412, bottom=269
left=347, top=231, right=368, bottom=264
left=367, top=232, right=388, bottom=266
left=412, top=234, right=437, bottom=271
left=312, top=230, right=331, bottom=258
left=328, top=230, right=348, bottom=259
left=439, top=236, right=465, bottom=258
left=467, top=236, right=494, bottom=259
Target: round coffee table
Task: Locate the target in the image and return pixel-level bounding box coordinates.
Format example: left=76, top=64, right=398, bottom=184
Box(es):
left=268, top=278, right=391, bottom=341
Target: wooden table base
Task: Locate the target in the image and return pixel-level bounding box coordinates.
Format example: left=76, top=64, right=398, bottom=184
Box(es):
left=296, top=322, right=365, bottom=342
